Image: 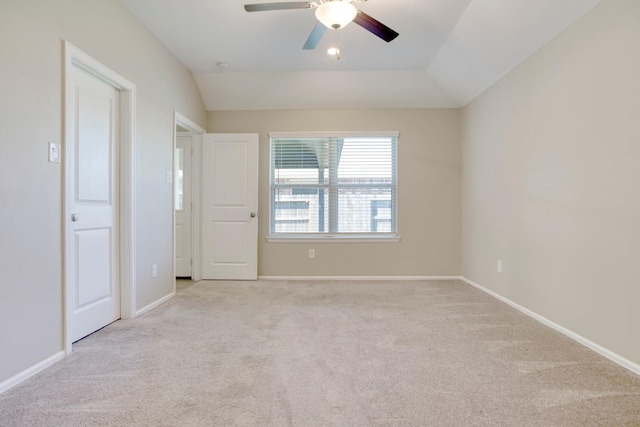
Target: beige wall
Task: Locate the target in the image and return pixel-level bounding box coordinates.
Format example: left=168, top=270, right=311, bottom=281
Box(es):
left=209, top=109, right=461, bottom=277
left=461, top=0, right=640, bottom=366
left=0, top=0, right=206, bottom=383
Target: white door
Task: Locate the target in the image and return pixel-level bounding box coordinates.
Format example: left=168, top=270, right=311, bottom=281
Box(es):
left=202, top=134, right=259, bottom=280
left=175, top=133, right=192, bottom=277
left=67, top=64, right=120, bottom=342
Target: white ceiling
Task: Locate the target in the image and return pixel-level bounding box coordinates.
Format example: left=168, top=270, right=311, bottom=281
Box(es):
left=120, top=0, right=602, bottom=110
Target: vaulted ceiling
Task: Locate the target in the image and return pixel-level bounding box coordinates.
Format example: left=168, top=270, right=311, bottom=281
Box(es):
left=120, top=0, right=602, bottom=110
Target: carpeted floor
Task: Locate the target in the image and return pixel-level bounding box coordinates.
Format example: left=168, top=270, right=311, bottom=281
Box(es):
left=1, top=279, right=639, bottom=426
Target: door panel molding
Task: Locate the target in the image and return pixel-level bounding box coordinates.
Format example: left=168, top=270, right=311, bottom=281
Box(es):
left=63, top=41, right=136, bottom=354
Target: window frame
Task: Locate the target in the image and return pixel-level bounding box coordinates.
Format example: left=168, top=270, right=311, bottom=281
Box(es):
left=267, top=131, right=400, bottom=242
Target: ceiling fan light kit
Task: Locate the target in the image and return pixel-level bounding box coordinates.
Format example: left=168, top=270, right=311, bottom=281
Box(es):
left=327, top=46, right=341, bottom=59
left=244, top=0, right=398, bottom=51
left=315, top=1, right=357, bottom=30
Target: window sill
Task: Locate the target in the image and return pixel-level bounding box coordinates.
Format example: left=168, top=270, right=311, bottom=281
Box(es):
left=266, top=234, right=401, bottom=243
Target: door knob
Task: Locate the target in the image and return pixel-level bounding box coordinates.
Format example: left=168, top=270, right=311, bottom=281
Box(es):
left=71, top=214, right=79, bottom=222
left=250, top=212, right=256, bottom=218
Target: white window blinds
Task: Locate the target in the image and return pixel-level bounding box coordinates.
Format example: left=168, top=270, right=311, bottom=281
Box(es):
left=269, top=133, right=398, bottom=237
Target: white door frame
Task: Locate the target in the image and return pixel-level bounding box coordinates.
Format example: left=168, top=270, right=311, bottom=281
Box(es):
left=173, top=112, right=205, bottom=286
left=63, top=42, right=136, bottom=354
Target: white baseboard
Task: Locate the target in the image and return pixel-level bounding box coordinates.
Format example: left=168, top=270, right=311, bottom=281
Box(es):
left=135, top=291, right=175, bottom=317
left=258, top=275, right=461, bottom=281
left=1, top=291, right=176, bottom=395
left=460, top=276, right=640, bottom=377
left=0, top=351, right=65, bottom=394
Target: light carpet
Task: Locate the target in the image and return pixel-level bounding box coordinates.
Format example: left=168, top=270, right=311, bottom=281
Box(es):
left=1, top=279, right=640, bottom=426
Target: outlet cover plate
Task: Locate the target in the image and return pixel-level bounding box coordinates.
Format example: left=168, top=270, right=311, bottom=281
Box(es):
left=49, top=142, right=61, bottom=163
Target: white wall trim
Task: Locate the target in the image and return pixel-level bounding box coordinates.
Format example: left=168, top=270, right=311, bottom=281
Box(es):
left=119, top=74, right=137, bottom=322
left=175, top=111, right=206, bottom=135
left=63, top=41, right=137, bottom=354
left=0, top=351, right=64, bottom=394
left=266, top=236, right=401, bottom=243
left=269, top=131, right=400, bottom=139
left=259, top=275, right=460, bottom=281
left=135, top=292, right=175, bottom=317
left=460, top=276, right=640, bottom=377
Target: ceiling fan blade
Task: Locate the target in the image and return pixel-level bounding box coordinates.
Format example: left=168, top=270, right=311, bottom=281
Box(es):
left=302, top=22, right=327, bottom=50
left=353, top=10, right=399, bottom=42
left=244, top=2, right=314, bottom=12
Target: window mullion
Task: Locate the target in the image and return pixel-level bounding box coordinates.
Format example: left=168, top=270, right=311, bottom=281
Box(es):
left=328, top=139, right=339, bottom=233
left=318, top=166, right=325, bottom=232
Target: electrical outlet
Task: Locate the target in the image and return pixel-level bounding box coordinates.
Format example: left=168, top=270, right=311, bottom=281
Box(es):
left=308, top=249, right=315, bottom=259
left=497, top=260, right=503, bottom=273
left=152, top=264, right=158, bottom=277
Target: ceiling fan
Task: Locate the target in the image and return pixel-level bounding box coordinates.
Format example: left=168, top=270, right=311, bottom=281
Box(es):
left=243, top=0, right=399, bottom=50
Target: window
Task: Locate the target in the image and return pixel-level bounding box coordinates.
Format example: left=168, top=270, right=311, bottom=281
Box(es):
left=269, top=132, right=398, bottom=239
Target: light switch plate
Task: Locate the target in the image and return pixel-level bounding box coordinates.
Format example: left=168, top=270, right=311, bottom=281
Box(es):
left=165, top=171, right=173, bottom=183
left=48, top=142, right=61, bottom=163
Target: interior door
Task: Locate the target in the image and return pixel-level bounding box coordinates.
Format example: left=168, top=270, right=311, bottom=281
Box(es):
left=68, top=64, right=120, bottom=342
left=175, top=133, right=192, bottom=277
left=202, top=134, right=259, bottom=280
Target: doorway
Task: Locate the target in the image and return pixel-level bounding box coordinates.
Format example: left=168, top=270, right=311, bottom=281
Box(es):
left=172, top=124, right=259, bottom=282
left=173, top=112, right=205, bottom=284
left=175, top=130, right=193, bottom=278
